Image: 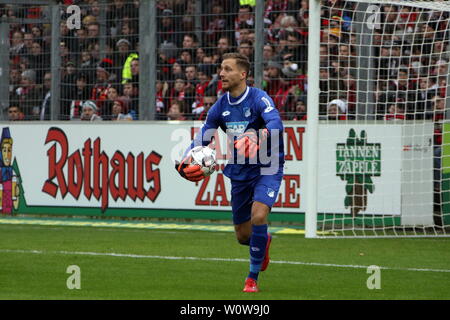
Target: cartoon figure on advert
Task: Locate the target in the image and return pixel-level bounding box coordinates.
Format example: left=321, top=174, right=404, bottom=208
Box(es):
left=0, top=127, right=20, bottom=215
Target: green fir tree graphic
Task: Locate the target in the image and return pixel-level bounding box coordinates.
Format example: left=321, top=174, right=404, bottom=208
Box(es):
left=336, top=129, right=381, bottom=217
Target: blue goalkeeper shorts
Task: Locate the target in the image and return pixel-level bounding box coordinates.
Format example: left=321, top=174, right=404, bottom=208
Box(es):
left=230, top=168, right=283, bottom=225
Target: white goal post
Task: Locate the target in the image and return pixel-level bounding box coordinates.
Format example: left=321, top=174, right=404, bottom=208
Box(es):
left=306, top=0, right=450, bottom=237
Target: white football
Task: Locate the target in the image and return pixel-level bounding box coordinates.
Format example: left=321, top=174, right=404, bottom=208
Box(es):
left=189, top=146, right=217, bottom=176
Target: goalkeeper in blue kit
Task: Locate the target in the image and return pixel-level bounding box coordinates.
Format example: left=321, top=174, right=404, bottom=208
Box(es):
left=175, top=53, right=285, bottom=293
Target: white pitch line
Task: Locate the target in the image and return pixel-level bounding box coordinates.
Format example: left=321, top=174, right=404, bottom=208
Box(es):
left=1, top=249, right=450, bottom=274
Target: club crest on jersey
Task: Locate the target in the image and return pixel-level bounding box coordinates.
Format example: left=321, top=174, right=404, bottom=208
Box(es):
left=226, top=121, right=248, bottom=134
left=222, top=111, right=231, bottom=117
left=267, top=188, right=275, bottom=198
left=243, top=107, right=251, bottom=118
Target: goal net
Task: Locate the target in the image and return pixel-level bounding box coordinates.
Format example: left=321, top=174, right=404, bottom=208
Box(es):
left=309, top=0, right=450, bottom=237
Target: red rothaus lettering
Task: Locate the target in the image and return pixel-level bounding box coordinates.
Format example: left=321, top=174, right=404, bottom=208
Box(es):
left=42, top=127, right=162, bottom=211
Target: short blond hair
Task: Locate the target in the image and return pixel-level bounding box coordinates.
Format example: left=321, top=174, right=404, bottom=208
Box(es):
left=222, top=52, right=251, bottom=77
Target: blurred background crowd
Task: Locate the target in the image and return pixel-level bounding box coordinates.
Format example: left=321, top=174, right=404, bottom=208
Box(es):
left=1, top=0, right=449, bottom=123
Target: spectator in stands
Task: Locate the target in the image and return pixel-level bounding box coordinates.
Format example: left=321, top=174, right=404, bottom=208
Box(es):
left=432, top=40, right=450, bottom=62
left=389, top=68, right=414, bottom=92
left=80, top=49, right=97, bottom=84
left=129, top=58, right=139, bottom=84
left=28, top=41, right=46, bottom=80
left=120, top=21, right=138, bottom=48
left=182, top=33, right=198, bottom=51
left=22, top=32, right=34, bottom=55
left=86, top=21, right=100, bottom=47
left=379, top=44, right=398, bottom=79
left=178, top=48, right=194, bottom=67
left=9, top=67, right=21, bottom=103
left=31, top=25, right=43, bottom=39
left=61, top=60, right=78, bottom=101
left=60, top=41, right=73, bottom=68
left=325, top=99, right=348, bottom=120
left=194, top=92, right=217, bottom=121
left=111, top=97, right=133, bottom=121
left=339, top=72, right=357, bottom=115
left=10, top=30, right=25, bottom=57
left=265, top=0, right=289, bottom=25
left=74, top=73, right=91, bottom=102
left=291, top=97, right=307, bottom=121
left=121, top=51, right=139, bottom=84
left=181, top=15, right=195, bottom=34
left=274, top=15, right=301, bottom=43
left=169, top=61, right=183, bottom=81
left=167, top=100, right=187, bottom=121
left=100, top=85, right=122, bottom=119
left=60, top=19, right=75, bottom=53
left=427, top=95, right=446, bottom=122
left=263, top=44, right=275, bottom=62
left=67, top=73, right=91, bottom=120
left=384, top=102, right=406, bottom=121
left=184, top=64, right=198, bottom=99
left=5, top=0, right=448, bottom=125
left=114, top=38, right=132, bottom=79
left=16, top=69, right=42, bottom=120
left=433, top=59, right=449, bottom=78
left=107, top=0, right=138, bottom=36
left=235, top=5, right=254, bottom=46
left=416, top=76, right=438, bottom=114
left=238, top=40, right=254, bottom=61
left=73, top=26, right=89, bottom=55
left=122, top=81, right=139, bottom=119
left=168, top=74, right=188, bottom=111
left=80, top=100, right=103, bottom=121
left=338, top=43, right=356, bottom=69
left=264, top=60, right=283, bottom=100
left=88, top=0, right=102, bottom=21
left=195, top=47, right=207, bottom=64
left=157, top=8, right=180, bottom=46
left=7, top=105, right=24, bottom=121
left=204, top=3, right=226, bottom=46
left=91, top=58, right=115, bottom=115
left=192, top=64, right=215, bottom=115
left=216, top=36, right=232, bottom=57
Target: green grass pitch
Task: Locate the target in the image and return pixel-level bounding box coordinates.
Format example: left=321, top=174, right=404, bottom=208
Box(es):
left=0, top=223, right=449, bottom=300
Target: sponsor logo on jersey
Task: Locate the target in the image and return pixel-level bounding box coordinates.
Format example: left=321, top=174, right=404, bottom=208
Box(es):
left=226, top=121, right=249, bottom=134
left=251, top=247, right=260, bottom=252
left=222, top=111, right=231, bottom=117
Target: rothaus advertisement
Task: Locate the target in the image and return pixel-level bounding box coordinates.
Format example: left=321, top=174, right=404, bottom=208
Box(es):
left=0, top=123, right=433, bottom=219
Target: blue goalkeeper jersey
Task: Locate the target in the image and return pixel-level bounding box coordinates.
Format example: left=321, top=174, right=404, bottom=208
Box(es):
left=186, top=86, right=285, bottom=181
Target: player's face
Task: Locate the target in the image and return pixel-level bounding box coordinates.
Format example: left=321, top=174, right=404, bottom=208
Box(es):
left=220, top=59, right=246, bottom=92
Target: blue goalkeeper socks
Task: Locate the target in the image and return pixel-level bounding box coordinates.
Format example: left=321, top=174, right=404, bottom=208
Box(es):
left=248, top=224, right=268, bottom=281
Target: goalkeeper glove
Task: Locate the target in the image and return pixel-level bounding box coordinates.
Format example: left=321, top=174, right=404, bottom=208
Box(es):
left=234, top=129, right=269, bottom=158
left=175, top=156, right=205, bottom=182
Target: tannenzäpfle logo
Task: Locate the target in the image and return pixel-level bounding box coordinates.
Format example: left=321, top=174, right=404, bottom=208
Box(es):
left=42, top=127, right=162, bottom=212
left=336, top=129, right=381, bottom=216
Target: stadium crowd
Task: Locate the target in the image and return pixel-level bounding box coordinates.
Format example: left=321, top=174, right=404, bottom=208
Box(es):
left=2, top=0, right=449, bottom=125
